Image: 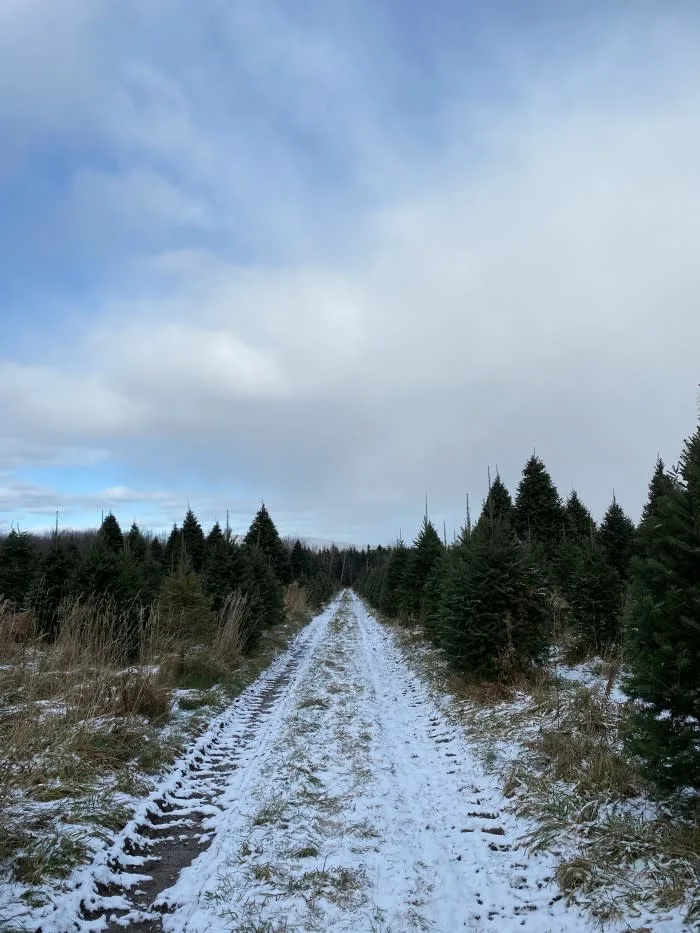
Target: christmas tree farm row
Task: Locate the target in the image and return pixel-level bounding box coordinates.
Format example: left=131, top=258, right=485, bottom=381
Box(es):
left=354, top=423, right=700, bottom=791
left=0, top=505, right=338, bottom=657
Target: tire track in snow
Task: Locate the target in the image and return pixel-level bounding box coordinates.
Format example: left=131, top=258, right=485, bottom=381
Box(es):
left=35, top=592, right=595, bottom=933
left=159, top=593, right=592, bottom=933
left=34, top=596, right=342, bottom=933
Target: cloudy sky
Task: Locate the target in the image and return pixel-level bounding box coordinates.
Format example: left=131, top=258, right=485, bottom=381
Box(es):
left=1, top=1, right=699, bottom=545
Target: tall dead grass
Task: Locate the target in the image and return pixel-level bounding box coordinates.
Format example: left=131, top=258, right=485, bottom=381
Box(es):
left=284, top=582, right=309, bottom=621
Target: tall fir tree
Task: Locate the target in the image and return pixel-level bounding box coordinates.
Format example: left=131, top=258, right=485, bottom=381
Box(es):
left=400, top=516, right=444, bottom=619
left=513, top=455, right=564, bottom=558
left=552, top=490, right=595, bottom=603
left=164, top=523, right=185, bottom=571
left=244, top=504, right=291, bottom=585
left=241, top=545, right=285, bottom=649
left=569, top=536, right=623, bottom=654
left=625, top=429, right=700, bottom=789
left=126, top=522, right=148, bottom=564
left=0, top=530, right=38, bottom=606
left=599, top=497, right=635, bottom=581
left=564, top=490, right=595, bottom=539
left=437, top=522, right=549, bottom=679
left=150, top=535, right=165, bottom=566
left=290, top=539, right=308, bottom=580
left=182, top=508, right=206, bottom=573
left=379, top=539, right=410, bottom=619
left=101, top=513, right=124, bottom=556
left=30, top=537, right=78, bottom=638
left=159, top=555, right=213, bottom=637
left=204, top=522, right=245, bottom=612
left=475, top=474, right=513, bottom=534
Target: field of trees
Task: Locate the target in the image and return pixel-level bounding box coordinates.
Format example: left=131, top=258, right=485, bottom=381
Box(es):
left=0, top=418, right=698, bottom=925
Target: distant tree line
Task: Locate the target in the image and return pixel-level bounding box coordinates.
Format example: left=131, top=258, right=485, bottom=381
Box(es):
left=0, top=504, right=337, bottom=656
left=351, top=420, right=700, bottom=793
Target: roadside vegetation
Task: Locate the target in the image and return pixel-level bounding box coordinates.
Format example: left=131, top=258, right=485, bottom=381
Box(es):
left=0, top=505, right=338, bottom=914
left=352, top=410, right=700, bottom=928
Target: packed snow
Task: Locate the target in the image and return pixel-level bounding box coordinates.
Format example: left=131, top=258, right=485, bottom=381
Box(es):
left=3, top=593, right=672, bottom=932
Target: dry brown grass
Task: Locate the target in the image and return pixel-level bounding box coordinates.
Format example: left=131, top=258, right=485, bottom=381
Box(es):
left=284, top=583, right=310, bottom=621
left=213, top=590, right=248, bottom=662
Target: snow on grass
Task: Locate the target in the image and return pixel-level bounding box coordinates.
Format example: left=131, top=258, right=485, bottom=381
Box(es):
left=4, top=592, right=695, bottom=932
left=0, top=606, right=318, bottom=929
left=150, top=593, right=596, bottom=933
left=386, top=618, right=698, bottom=930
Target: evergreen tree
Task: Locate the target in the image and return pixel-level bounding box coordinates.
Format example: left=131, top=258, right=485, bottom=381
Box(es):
left=569, top=537, right=623, bottom=654
left=164, top=523, right=182, bottom=570
left=565, top=490, right=595, bottom=539
left=400, top=516, right=444, bottom=619
left=241, top=545, right=285, bottom=649
left=625, top=429, right=700, bottom=789
left=159, top=556, right=213, bottom=637
left=379, top=539, right=410, bottom=618
left=599, top=497, right=635, bottom=581
left=101, top=513, right=124, bottom=556
left=0, top=530, right=38, bottom=606
left=126, top=522, right=148, bottom=564
left=204, top=522, right=245, bottom=612
left=290, top=539, right=308, bottom=580
left=552, top=490, right=595, bottom=602
left=422, top=549, right=453, bottom=643
left=513, top=455, right=564, bottom=558
left=639, top=458, right=677, bottom=529
left=244, top=504, right=291, bottom=585
left=150, top=535, right=165, bottom=565
left=438, top=524, right=549, bottom=679
left=77, top=536, right=122, bottom=599
left=475, top=474, right=513, bottom=533
left=30, top=537, right=78, bottom=638
left=182, top=508, right=206, bottom=573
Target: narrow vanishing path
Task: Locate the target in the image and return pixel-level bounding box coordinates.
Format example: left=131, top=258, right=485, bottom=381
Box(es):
left=40, top=593, right=593, bottom=933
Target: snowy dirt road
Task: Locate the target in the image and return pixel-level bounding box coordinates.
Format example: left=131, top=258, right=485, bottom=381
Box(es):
left=38, top=592, right=596, bottom=933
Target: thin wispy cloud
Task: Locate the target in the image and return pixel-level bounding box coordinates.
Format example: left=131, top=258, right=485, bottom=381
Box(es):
left=1, top=1, right=699, bottom=541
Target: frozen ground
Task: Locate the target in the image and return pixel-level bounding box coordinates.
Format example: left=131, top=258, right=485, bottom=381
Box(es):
left=4, top=594, right=649, bottom=932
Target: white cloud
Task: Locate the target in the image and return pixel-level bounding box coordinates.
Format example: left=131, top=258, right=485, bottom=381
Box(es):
left=1, top=4, right=699, bottom=539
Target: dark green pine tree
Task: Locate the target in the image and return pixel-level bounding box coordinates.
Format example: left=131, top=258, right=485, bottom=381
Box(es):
left=150, top=535, right=165, bottom=565
left=475, top=474, right=513, bottom=533
left=379, top=538, right=410, bottom=619
left=438, top=523, right=549, bottom=678
left=552, top=490, right=595, bottom=601
left=400, top=516, right=444, bottom=619
left=569, top=537, right=623, bottom=654
left=565, top=490, right=595, bottom=539
left=101, top=513, right=124, bottom=556
left=241, top=546, right=285, bottom=650
left=640, top=457, right=676, bottom=526
left=244, top=504, right=291, bottom=585
left=0, top=530, right=38, bottom=606
left=182, top=508, right=206, bottom=573
left=599, top=496, right=635, bottom=581
left=159, top=555, right=213, bottom=638
left=513, top=455, right=564, bottom=558
left=77, top=536, right=122, bottom=599
left=164, top=523, right=182, bottom=571
left=422, top=549, right=453, bottom=643
left=290, top=539, right=308, bottom=580
left=625, top=429, right=700, bottom=789
left=30, top=537, right=78, bottom=638
left=126, top=522, right=148, bottom=564
left=204, top=522, right=244, bottom=612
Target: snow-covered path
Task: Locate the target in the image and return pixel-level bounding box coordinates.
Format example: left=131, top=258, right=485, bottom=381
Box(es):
left=39, top=592, right=595, bottom=933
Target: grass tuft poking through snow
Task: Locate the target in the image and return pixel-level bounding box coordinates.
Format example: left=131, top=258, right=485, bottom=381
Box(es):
left=0, top=586, right=317, bottom=925
left=385, top=614, right=699, bottom=929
